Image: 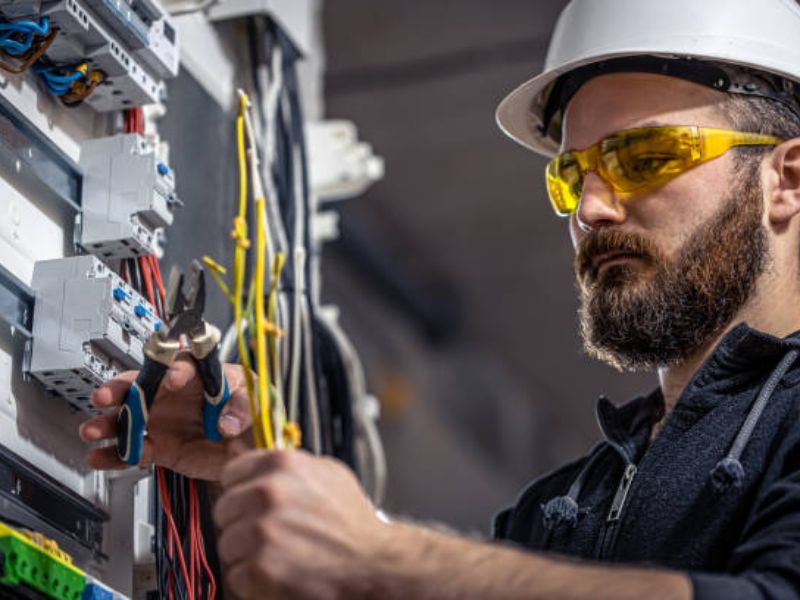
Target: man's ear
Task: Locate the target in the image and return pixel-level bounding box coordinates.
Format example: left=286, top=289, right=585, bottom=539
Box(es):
left=767, top=139, right=800, bottom=225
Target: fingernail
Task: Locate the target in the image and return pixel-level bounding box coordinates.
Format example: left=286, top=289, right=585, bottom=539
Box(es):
left=219, top=414, right=241, bottom=436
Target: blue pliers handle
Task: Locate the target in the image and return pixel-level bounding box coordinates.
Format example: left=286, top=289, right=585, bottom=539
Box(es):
left=117, top=334, right=179, bottom=466
left=193, top=340, right=231, bottom=442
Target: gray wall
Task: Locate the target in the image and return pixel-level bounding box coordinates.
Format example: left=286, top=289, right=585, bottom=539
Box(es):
left=321, top=1, right=656, bottom=532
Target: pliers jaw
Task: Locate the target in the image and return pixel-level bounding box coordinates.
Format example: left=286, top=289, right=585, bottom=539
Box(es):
left=164, top=260, right=206, bottom=341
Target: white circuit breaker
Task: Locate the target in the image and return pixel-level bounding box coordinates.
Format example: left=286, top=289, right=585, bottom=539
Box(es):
left=26, top=254, right=161, bottom=413
left=79, top=133, right=179, bottom=259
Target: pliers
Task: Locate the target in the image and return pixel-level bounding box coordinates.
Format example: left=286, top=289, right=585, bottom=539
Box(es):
left=117, top=260, right=231, bottom=465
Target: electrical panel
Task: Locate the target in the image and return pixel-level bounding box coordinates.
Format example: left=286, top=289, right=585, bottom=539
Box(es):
left=27, top=254, right=161, bottom=413
left=42, top=0, right=163, bottom=111
left=0, top=0, right=180, bottom=113
left=0, top=2, right=386, bottom=598
left=79, top=133, right=179, bottom=260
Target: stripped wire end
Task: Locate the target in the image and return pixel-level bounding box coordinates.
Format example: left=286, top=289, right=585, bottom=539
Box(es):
left=283, top=422, right=302, bottom=449
left=263, top=320, right=283, bottom=338
left=230, top=216, right=251, bottom=249
left=202, top=256, right=233, bottom=304
left=202, top=256, right=228, bottom=275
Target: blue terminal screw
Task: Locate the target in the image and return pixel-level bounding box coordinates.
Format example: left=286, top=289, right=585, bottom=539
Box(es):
left=154, top=321, right=162, bottom=332
left=157, top=162, right=170, bottom=176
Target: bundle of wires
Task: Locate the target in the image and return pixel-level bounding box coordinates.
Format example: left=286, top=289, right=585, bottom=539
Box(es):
left=122, top=108, right=218, bottom=600
left=207, top=16, right=386, bottom=504
left=247, top=17, right=356, bottom=465
left=0, top=15, right=104, bottom=105
left=0, top=16, right=56, bottom=75
left=204, top=91, right=295, bottom=451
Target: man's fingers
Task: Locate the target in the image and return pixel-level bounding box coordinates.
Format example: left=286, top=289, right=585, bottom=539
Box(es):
left=84, top=445, right=127, bottom=470
left=213, top=475, right=283, bottom=529
left=220, top=449, right=290, bottom=489
left=217, top=516, right=268, bottom=566
left=162, top=356, right=199, bottom=392
left=84, top=438, right=155, bottom=470
left=217, top=364, right=254, bottom=437
left=224, top=560, right=256, bottom=599
left=79, top=410, right=119, bottom=442
left=90, top=372, right=137, bottom=408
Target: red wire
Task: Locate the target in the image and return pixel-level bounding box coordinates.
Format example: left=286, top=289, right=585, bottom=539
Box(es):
left=145, top=252, right=215, bottom=599
left=188, top=480, right=197, bottom=598
left=193, top=483, right=217, bottom=599
left=139, top=256, right=156, bottom=308
left=189, top=480, right=217, bottom=599
left=123, top=108, right=145, bottom=135
left=150, top=255, right=167, bottom=311
left=157, top=467, right=195, bottom=600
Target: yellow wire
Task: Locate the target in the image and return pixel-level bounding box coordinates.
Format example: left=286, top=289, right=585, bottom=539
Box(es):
left=268, top=253, right=297, bottom=447
left=233, top=94, right=265, bottom=450
left=254, top=195, right=274, bottom=449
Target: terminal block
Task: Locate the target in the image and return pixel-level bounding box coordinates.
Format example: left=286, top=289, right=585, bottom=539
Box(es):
left=79, top=133, right=179, bottom=260
left=0, top=521, right=86, bottom=600
left=41, top=0, right=164, bottom=111
left=27, top=255, right=161, bottom=413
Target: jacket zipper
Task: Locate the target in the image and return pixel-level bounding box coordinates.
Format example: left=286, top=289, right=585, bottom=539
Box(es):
left=598, top=463, right=637, bottom=559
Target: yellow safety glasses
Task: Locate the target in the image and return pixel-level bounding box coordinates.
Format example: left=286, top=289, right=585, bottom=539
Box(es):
left=545, top=126, right=783, bottom=217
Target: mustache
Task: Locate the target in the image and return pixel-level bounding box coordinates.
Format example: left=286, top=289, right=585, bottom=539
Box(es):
left=575, top=229, right=662, bottom=283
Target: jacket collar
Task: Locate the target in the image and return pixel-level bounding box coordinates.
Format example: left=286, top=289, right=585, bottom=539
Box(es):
left=594, top=322, right=800, bottom=463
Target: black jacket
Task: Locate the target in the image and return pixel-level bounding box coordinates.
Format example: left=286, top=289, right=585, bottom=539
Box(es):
left=493, top=324, right=800, bottom=599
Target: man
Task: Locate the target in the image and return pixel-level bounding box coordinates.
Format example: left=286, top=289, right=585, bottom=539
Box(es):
left=79, top=0, right=800, bottom=597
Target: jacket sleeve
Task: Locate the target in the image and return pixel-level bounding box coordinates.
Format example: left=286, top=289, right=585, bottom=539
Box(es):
left=689, top=446, right=800, bottom=600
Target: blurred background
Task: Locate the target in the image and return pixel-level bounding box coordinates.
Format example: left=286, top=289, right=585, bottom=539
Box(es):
left=318, top=1, right=655, bottom=533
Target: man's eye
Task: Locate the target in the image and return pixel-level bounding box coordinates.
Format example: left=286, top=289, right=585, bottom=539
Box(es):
left=630, top=155, right=671, bottom=173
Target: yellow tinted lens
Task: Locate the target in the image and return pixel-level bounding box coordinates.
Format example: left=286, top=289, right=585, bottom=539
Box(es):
left=546, top=153, right=583, bottom=216
left=601, top=127, right=697, bottom=193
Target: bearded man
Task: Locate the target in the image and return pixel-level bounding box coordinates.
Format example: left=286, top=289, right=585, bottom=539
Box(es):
left=79, top=0, right=800, bottom=598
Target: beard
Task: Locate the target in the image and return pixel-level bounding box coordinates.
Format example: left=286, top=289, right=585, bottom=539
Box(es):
left=575, top=163, right=769, bottom=372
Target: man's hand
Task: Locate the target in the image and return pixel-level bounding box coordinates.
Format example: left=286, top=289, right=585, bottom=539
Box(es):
left=212, top=449, right=692, bottom=600
left=214, top=449, right=389, bottom=600
left=78, top=359, right=253, bottom=481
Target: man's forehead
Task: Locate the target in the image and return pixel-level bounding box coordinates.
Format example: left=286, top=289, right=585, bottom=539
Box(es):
left=561, top=72, right=731, bottom=151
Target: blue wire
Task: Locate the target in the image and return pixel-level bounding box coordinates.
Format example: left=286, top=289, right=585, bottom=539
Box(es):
left=0, top=35, right=32, bottom=56
left=32, top=64, right=86, bottom=97
left=0, top=17, right=49, bottom=36
left=34, top=68, right=83, bottom=84
left=0, top=18, right=50, bottom=57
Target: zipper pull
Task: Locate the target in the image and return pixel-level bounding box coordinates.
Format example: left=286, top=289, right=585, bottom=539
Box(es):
left=607, top=463, right=637, bottom=522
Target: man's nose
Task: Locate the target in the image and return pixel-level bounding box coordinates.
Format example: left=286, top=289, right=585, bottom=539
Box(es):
left=574, top=172, right=627, bottom=232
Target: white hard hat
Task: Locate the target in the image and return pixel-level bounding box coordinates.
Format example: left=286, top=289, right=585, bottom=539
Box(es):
left=496, top=0, right=800, bottom=157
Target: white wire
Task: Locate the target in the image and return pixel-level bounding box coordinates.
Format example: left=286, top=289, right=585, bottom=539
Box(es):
left=300, top=297, right=321, bottom=454
left=260, top=44, right=290, bottom=257
left=287, top=247, right=306, bottom=426
left=219, top=321, right=239, bottom=363
left=318, top=309, right=387, bottom=504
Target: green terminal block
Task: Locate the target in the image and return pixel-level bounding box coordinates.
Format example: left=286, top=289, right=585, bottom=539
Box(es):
left=0, top=523, right=86, bottom=600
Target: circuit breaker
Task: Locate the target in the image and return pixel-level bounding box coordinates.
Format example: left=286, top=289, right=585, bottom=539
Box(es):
left=26, top=255, right=161, bottom=413
left=79, top=133, right=179, bottom=259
